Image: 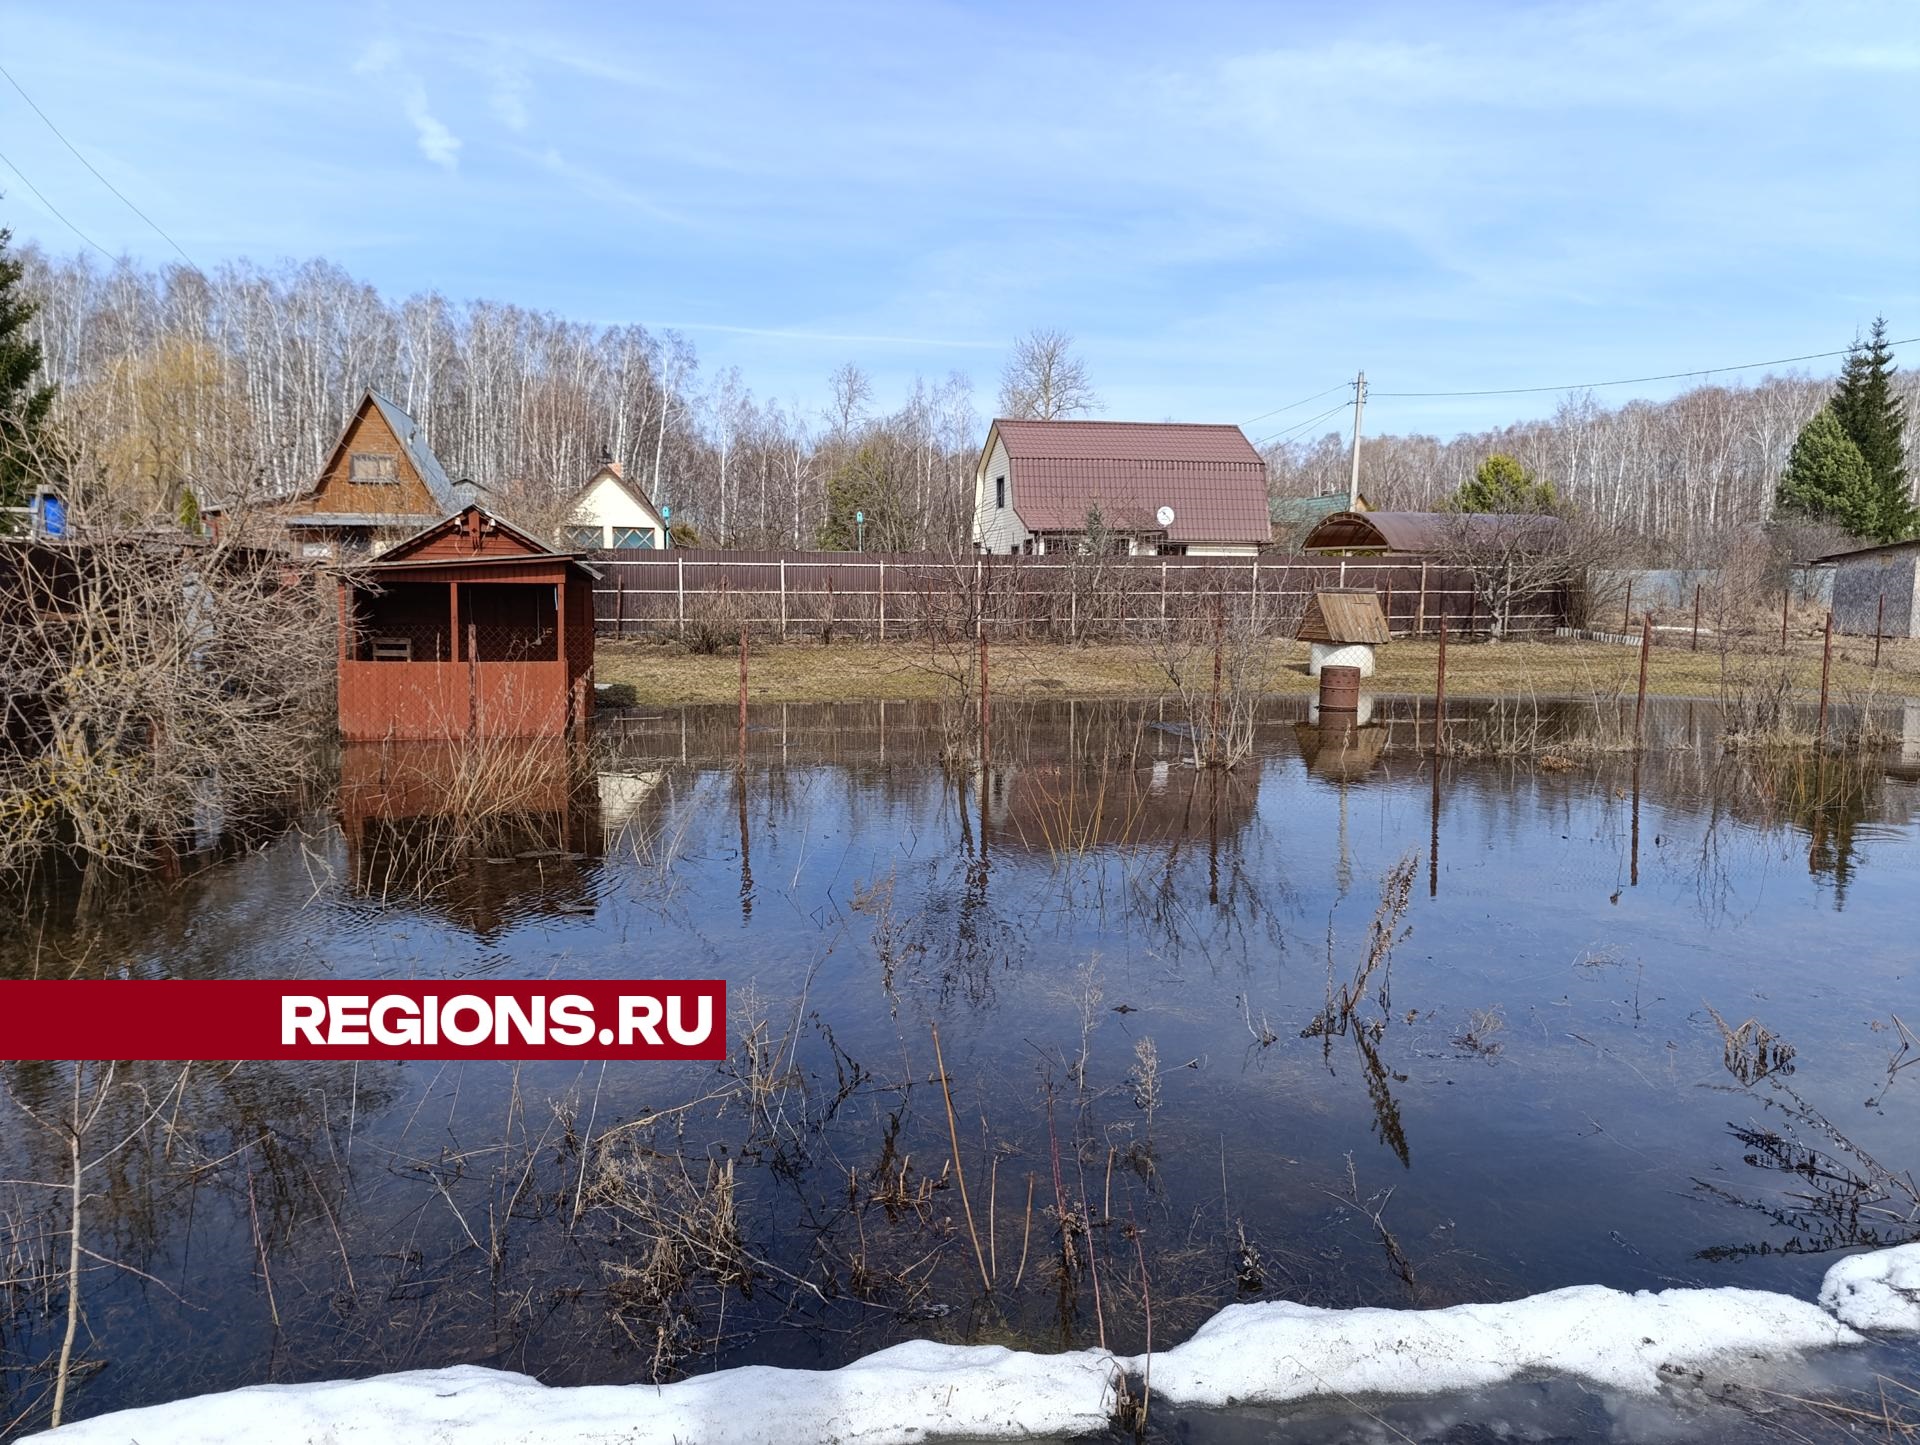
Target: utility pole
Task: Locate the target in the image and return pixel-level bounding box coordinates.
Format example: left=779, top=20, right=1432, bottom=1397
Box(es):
left=1346, top=370, right=1366, bottom=511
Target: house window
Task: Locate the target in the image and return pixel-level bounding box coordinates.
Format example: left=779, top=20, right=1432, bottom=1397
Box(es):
left=350, top=452, right=397, bottom=483
left=562, top=525, right=603, bottom=550
left=612, top=527, right=656, bottom=549
left=995, top=476, right=1006, bottom=509
left=1158, top=543, right=1188, bottom=556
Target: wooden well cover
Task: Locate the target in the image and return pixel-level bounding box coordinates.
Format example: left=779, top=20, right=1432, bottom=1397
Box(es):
left=1297, top=589, right=1390, bottom=645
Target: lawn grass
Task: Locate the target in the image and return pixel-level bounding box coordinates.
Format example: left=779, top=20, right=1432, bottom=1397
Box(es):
left=596, top=632, right=1920, bottom=708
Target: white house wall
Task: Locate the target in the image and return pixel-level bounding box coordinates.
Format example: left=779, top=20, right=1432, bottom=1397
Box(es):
left=973, top=434, right=1029, bottom=554
left=566, top=474, right=665, bottom=549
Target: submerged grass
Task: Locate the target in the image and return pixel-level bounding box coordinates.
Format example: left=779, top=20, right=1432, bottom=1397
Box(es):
left=596, top=635, right=1920, bottom=707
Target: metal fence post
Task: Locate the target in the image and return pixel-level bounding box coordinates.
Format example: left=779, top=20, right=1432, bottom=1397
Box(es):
left=779, top=558, right=787, bottom=638
left=877, top=558, right=886, bottom=641
left=1250, top=558, right=1260, bottom=633
left=677, top=556, right=686, bottom=637
left=1416, top=561, right=1428, bottom=636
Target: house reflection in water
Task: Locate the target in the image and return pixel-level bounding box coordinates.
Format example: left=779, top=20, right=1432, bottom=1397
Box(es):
left=336, top=739, right=605, bottom=936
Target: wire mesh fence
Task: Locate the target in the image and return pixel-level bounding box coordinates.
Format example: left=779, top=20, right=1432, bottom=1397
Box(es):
left=591, top=550, right=1567, bottom=642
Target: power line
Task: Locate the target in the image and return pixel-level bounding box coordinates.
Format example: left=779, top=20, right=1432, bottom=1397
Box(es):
left=1241, top=381, right=1347, bottom=427
left=1253, top=400, right=1350, bottom=447
left=0, top=145, right=114, bottom=260
left=0, top=59, right=197, bottom=267
left=1369, top=339, right=1920, bottom=399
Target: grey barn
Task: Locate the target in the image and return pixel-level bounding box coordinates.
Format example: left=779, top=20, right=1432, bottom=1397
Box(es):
left=1814, top=539, right=1920, bottom=638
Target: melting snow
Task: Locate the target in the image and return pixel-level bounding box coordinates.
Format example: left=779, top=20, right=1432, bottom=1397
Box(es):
left=1819, top=1241, right=1920, bottom=1333
left=30, top=1245, right=1920, bottom=1444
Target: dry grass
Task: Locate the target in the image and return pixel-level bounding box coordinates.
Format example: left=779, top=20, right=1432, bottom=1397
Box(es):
left=596, top=635, right=1920, bottom=706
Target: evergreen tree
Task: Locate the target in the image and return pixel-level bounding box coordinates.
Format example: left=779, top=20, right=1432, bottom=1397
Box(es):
left=818, top=442, right=903, bottom=550
left=1829, top=317, right=1912, bottom=541
left=0, top=224, right=58, bottom=524
left=1447, top=452, right=1558, bottom=513
left=1776, top=405, right=1876, bottom=537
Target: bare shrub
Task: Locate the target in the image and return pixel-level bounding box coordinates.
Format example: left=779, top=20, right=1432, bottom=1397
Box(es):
left=0, top=527, right=336, bottom=879
left=680, top=584, right=745, bottom=655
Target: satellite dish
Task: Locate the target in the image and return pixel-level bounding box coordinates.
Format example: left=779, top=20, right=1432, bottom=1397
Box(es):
left=1155, top=505, right=1176, bottom=528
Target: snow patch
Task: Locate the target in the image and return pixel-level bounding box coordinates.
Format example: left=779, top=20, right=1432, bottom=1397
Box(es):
left=37, top=1247, right=1920, bottom=1444
left=28, top=1341, right=1120, bottom=1445
left=1820, top=1242, right=1920, bottom=1333
left=1140, top=1282, right=1858, bottom=1408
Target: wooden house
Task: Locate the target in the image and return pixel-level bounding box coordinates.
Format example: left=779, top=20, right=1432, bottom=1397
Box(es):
left=337, top=505, right=599, bottom=741
left=972, top=419, right=1272, bottom=557
left=284, top=392, right=459, bottom=559
left=556, top=459, right=671, bottom=551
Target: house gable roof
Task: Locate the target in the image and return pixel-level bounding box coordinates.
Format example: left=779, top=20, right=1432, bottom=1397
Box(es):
left=303, top=391, right=456, bottom=518
left=372, top=505, right=598, bottom=577
left=566, top=466, right=667, bottom=530
left=984, top=418, right=1270, bottom=545
left=1272, top=492, right=1368, bottom=528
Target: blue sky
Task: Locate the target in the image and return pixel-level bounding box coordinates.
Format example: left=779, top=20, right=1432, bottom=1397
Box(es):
left=2, top=0, right=1917, bottom=440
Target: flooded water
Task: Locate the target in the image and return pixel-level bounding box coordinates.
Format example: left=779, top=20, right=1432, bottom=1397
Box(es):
left=3, top=694, right=1917, bottom=1442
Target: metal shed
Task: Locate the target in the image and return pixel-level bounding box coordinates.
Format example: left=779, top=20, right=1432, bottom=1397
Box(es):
left=338, top=506, right=599, bottom=741
left=1302, top=510, right=1563, bottom=554
left=1811, top=540, right=1920, bottom=639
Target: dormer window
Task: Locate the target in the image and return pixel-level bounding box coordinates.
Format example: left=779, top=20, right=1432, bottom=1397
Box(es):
left=351, top=453, right=397, bottom=484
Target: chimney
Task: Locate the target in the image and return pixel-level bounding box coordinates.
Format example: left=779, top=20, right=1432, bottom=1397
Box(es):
left=600, top=445, right=622, bottom=479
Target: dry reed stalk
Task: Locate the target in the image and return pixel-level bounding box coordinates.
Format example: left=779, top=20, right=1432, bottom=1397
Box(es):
left=245, top=1163, right=280, bottom=1329
left=1013, top=1173, right=1036, bottom=1289
left=929, top=1024, right=992, bottom=1293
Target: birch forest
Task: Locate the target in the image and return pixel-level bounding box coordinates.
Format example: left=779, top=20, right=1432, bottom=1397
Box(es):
left=17, top=243, right=1914, bottom=560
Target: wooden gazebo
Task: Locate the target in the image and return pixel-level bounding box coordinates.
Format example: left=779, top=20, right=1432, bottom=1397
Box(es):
left=338, top=506, right=599, bottom=741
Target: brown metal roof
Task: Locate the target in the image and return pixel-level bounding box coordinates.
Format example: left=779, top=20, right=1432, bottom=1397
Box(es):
left=1297, top=589, right=1391, bottom=644
left=1302, top=510, right=1563, bottom=554
left=992, top=419, right=1271, bottom=544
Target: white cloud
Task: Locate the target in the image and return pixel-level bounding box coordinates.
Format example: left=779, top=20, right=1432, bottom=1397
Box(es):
left=404, top=83, right=462, bottom=169
left=355, top=39, right=461, bottom=170
left=485, top=59, right=531, bottom=132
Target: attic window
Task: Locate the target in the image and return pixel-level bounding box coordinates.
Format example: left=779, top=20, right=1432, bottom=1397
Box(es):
left=351, top=453, right=397, bottom=484
left=995, top=476, right=1006, bottom=509
left=613, top=527, right=656, bottom=549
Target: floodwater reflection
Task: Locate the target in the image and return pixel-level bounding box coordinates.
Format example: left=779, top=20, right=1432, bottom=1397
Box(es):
left=1, top=693, right=1916, bottom=1440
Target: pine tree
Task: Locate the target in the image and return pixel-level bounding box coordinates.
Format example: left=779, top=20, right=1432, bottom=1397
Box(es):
left=1830, top=317, right=1912, bottom=541
left=1776, top=405, right=1876, bottom=537
left=1448, top=453, right=1558, bottom=513
left=0, top=224, right=58, bottom=523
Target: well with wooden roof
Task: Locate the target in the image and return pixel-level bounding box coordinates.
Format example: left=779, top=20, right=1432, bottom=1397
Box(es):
left=1297, top=589, right=1389, bottom=677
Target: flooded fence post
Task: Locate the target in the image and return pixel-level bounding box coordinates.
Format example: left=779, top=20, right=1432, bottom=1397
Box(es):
left=1633, top=613, right=1651, bottom=748
left=979, top=629, right=990, bottom=760
left=1817, top=610, right=1833, bottom=747
left=1691, top=583, right=1701, bottom=652
left=1433, top=615, right=1448, bottom=756
left=1875, top=593, right=1885, bottom=669
left=1208, top=592, right=1224, bottom=767
left=738, top=628, right=749, bottom=751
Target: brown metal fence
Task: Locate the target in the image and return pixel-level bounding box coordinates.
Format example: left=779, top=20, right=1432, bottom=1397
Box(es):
left=591, top=549, right=1567, bottom=641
